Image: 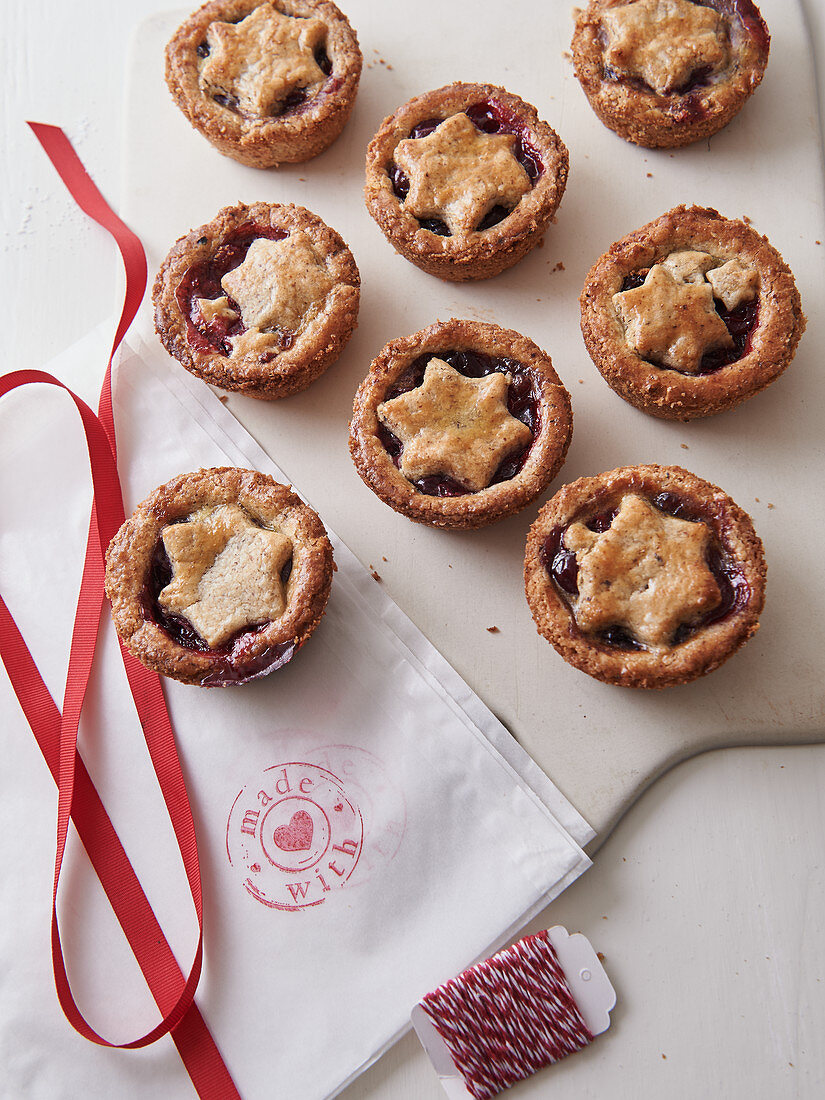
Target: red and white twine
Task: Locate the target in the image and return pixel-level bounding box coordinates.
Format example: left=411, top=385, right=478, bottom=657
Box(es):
left=420, top=931, right=593, bottom=1099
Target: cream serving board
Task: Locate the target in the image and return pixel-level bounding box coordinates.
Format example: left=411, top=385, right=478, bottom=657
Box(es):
left=123, top=0, right=825, bottom=840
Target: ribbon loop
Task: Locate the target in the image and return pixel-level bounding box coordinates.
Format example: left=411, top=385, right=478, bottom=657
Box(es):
left=0, top=126, right=240, bottom=1098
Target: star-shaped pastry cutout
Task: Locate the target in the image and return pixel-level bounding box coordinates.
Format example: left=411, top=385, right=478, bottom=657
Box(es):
left=613, top=259, right=733, bottom=373
left=393, top=113, right=531, bottom=237
left=220, top=230, right=334, bottom=336
left=377, top=358, right=533, bottom=492
left=200, top=3, right=327, bottom=117
left=158, top=504, right=292, bottom=648
left=564, top=494, right=721, bottom=648
left=602, top=0, right=729, bottom=96
left=707, top=259, right=759, bottom=310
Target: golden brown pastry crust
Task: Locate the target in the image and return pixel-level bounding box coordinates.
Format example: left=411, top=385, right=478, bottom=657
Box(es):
left=579, top=205, right=805, bottom=420
left=571, top=0, right=770, bottom=148
left=349, top=320, right=573, bottom=529
left=364, top=83, right=569, bottom=281
left=165, top=0, right=362, bottom=167
left=153, top=201, right=360, bottom=400
left=105, top=468, right=334, bottom=687
left=524, top=464, right=766, bottom=688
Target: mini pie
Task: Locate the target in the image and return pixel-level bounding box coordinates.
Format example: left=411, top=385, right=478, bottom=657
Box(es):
left=571, top=0, right=770, bottom=148
left=524, top=464, right=766, bottom=688
left=364, top=83, right=569, bottom=281
left=349, top=320, right=573, bottom=529
left=165, top=0, right=362, bottom=167
left=153, top=201, right=360, bottom=399
left=580, top=205, right=805, bottom=420
left=105, top=468, right=334, bottom=687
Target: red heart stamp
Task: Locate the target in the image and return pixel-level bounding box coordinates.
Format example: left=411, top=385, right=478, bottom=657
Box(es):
left=273, top=809, right=313, bottom=852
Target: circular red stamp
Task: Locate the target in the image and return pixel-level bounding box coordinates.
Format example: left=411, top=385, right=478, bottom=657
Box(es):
left=226, top=761, right=364, bottom=910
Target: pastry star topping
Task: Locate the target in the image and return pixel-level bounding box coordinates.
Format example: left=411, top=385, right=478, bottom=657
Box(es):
left=707, top=258, right=759, bottom=310
left=564, top=494, right=721, bottom=648
left=602, top=0, right=729, bottom=96
left=158, top=503, right=293, bottom=648
left=220, top=230, right=334, bottom=335
left=199, top=3, right=327, bottom=118
left=378, top=358, right=533, bottom=493
left=393, top=113, right=531, bottom=237
left=613, top=257, right=733, bottom=373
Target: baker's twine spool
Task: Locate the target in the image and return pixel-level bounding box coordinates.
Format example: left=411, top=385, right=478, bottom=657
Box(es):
left=420, top=930, right=593, bottom=1099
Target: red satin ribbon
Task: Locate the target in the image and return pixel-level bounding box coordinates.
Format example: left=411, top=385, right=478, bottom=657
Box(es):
left=0, top=124, right=240, bottom=1097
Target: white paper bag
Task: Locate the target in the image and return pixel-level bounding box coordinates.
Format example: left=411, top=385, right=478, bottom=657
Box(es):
left=0, top=326, right=592, bottom=1098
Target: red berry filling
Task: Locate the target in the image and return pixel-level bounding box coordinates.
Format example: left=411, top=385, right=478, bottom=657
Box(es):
left=378, top=350, right=539, bottom=497
left=177, top=223, right=295, bottom=356
left=619, top=270, right=760, bottom=374
left=388, top=99, right=545, bottom=236
left=141, top=535, right=296, bottom=685
left=540, top=491, right=749, bottom=650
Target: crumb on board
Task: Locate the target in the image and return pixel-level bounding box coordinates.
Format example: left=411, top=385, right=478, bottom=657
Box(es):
left=597, top=952, right=605, bottom=961
left=768, top=502, right=775, bottom=509
left=218, top=394, right=228, bottom=403
left=486, top=626, right=500, bottom=634
left=371, top=570, right=382, bottom=582
left=382, top=555, right=388, bottom=562
left=681, top=443, right=689, bottom=449
left=552, top=261, right=565, bottom=272
left=743, top=215, right=753, bottom=225
left=646, top=172, right=653, bottom=178
left=578, top=379, right=584, bottom=384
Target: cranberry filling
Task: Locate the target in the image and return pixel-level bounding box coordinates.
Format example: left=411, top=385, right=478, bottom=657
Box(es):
left=540, top=493, right=749, bottom=650
left=380, top=349, right=539, bottom=497
left=177, top=223, right=290, bottom=356
left=388, top=99, right=545, bottom=235
left=141, top=536, right=296, bottom=684
left=619, top=270, right=759, bottom=374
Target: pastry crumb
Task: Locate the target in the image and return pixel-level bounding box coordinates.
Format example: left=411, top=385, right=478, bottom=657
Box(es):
left=597, top=951, right=605, bottom=961
left=218, top=394, right=228, bottom=403
left=579, top=378, right=584, bottom=384
left=646, top=172, right=653, bottom=178
left=680, top=442, right=689, bottom=449
left=767, top=502, right=775, bottom=509
left=552, top=261, right=565, bottom=272
left=371, top=570, right=382, bottom=582
left=662, top=1054, right=667, bottom=1061
left=486, top=625, right=500, bottom=633
left=742, top=215, right=752, bottom=225
left=382, top=555, right=388, bottom=561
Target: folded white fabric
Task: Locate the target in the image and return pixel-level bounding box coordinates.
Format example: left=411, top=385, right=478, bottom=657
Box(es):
left=0, top=327, right=592, bottom=1099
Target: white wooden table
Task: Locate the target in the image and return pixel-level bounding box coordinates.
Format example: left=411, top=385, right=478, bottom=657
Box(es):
left=2, top=2, right=824, bottom=1097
